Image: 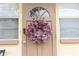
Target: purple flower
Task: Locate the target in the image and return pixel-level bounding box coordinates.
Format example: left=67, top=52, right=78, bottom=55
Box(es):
left=26, top=20, right=51, bottom=43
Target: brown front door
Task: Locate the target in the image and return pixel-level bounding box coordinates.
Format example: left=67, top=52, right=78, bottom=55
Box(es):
left=22, top=3, right=57, bottom=56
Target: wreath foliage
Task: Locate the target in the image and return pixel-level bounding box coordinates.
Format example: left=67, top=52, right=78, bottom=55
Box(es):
left=25, top=20, right=51, bottom=43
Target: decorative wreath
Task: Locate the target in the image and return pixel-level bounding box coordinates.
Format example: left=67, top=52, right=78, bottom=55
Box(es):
left=25, top=20, right=51, bottom=44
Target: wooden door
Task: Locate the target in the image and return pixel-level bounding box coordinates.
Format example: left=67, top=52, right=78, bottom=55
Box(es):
left=22, top=3, right=57, bottom=56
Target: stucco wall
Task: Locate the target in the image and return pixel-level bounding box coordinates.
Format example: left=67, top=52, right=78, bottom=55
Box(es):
left=0, top=45, right=21, bottom=56
left=57, top=44, right=79, bottom=56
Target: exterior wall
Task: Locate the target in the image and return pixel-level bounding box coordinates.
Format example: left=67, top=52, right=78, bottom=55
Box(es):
left=57, top=44, right=79, bottom=56
left=0, top=3, right=79, bottom=56
left=0, top=4, right=22, bottom=56
left=56, top=4, right=79, bottom=56
left=0, top=45, right=21, bottom=56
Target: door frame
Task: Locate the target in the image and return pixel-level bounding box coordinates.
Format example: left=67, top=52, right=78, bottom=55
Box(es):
left=22, top=3, right=57, bottom=56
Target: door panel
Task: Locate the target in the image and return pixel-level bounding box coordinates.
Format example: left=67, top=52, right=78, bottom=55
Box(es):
left=22, top=3, right=57, bottom=56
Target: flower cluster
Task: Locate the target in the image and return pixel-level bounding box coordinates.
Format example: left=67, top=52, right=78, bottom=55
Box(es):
left=26, top=20, right=51, bottom=43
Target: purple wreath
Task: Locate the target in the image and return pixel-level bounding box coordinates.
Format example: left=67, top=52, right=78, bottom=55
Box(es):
left=25, top=20, right=51, bottom=43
